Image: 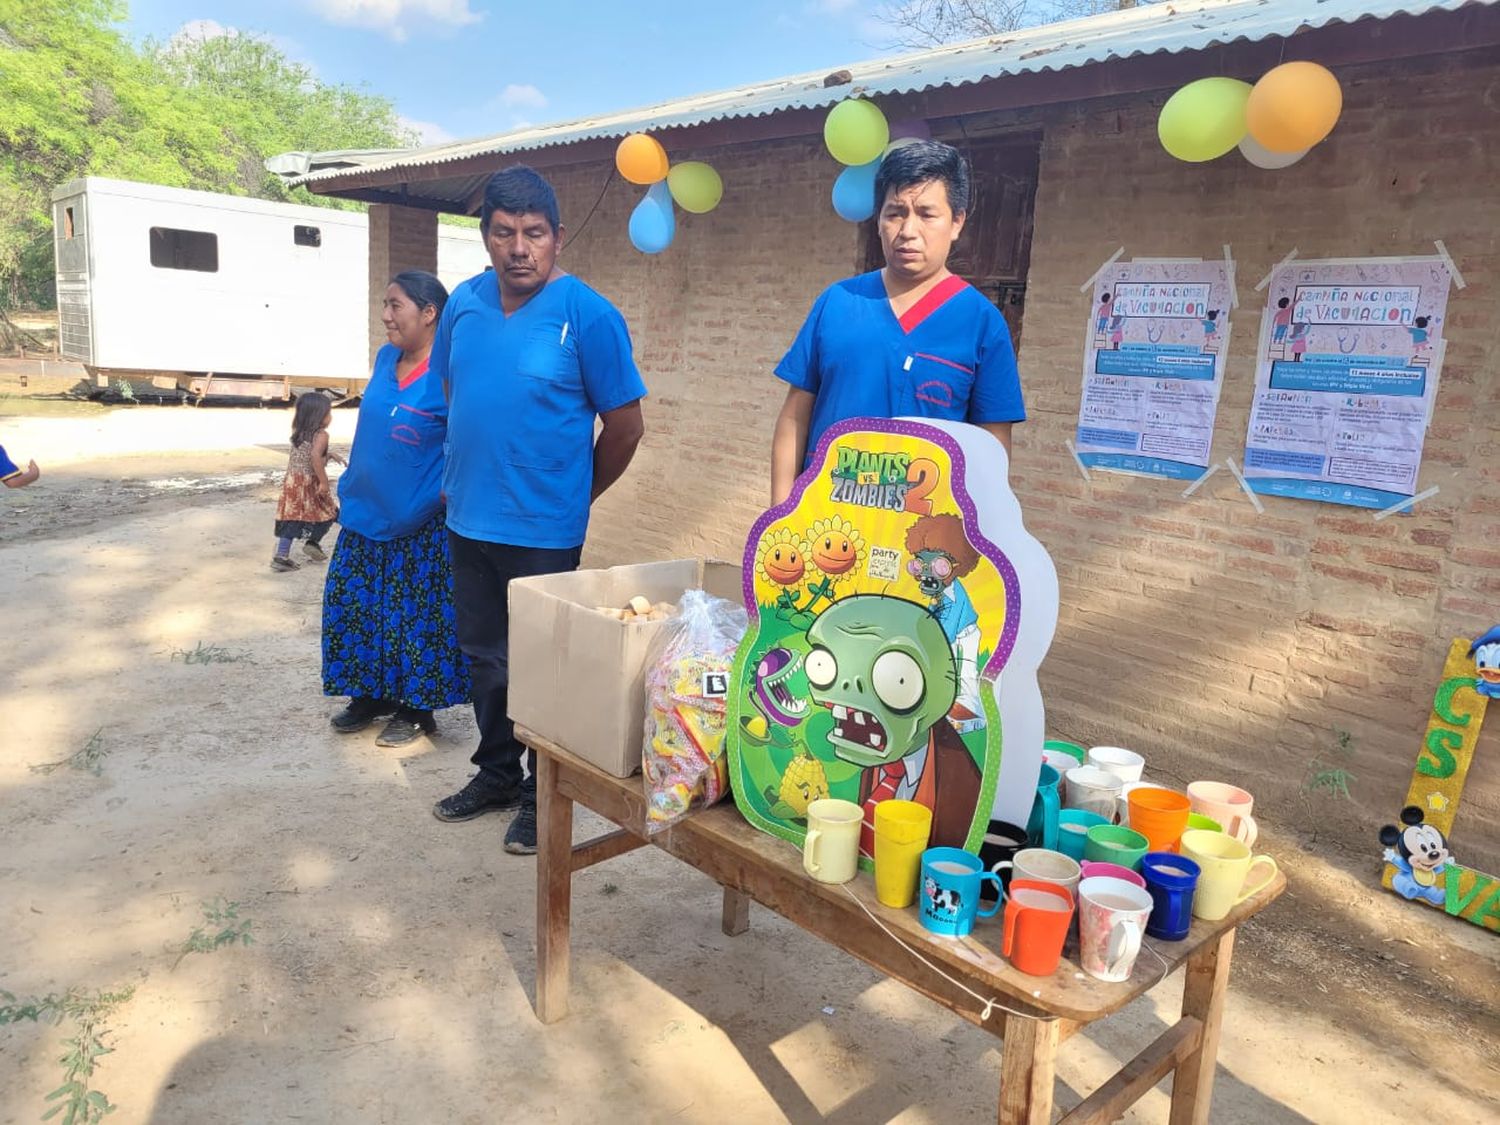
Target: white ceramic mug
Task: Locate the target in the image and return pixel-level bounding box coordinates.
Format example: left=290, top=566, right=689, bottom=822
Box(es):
left=1186, top=781, right=1258, bottom=846
left=1077, top=875, right=1153, bottom=982
left=1065, top=765, right=1123, bottom=819
left=994, top=847, right=1082, bottom=899
left=1088, top=746, right=1146, bottom=784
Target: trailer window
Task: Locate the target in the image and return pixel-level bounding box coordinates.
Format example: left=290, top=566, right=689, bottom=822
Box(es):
left=149, top=227, right=218, bottom=272
left=63, top=207, right=75, bottom=239
left=293, top=225, right=322, bottom=248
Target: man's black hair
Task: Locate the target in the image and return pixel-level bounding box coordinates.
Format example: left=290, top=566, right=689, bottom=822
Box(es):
left=480, top=165, right=560, bottom=233
left=874, top=139, right=970, bottom=216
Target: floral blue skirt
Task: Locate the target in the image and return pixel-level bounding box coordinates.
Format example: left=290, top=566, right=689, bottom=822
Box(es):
left=321, top=516, right=470, bottom=711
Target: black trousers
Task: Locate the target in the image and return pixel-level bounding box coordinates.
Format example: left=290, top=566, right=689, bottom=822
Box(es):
left=448, top=531, right=582, bottom=798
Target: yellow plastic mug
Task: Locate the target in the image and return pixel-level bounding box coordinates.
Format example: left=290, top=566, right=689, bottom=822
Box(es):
left=1179, top=829, right=1278, bottom=921
left=802, top=799, right=863, bottom=885
left=873, top=800, right=933, bottom=908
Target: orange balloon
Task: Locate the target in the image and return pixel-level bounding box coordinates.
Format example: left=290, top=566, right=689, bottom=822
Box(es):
left=1246, top=62, right=1343, bottom=153
left=615, top=133, right=669, bottom=185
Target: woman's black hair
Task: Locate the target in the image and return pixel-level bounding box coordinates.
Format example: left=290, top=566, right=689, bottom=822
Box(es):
left=874, top=139, right=971, bottom=217
left=291, top=391, right=332, bottom=448
left=480, top=165, right=560, bottom=234
left=390, top=270, right=448, bottom=316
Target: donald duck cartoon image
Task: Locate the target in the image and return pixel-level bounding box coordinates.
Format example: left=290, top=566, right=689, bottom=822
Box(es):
left=1467, top=625, right=1500, bottom=699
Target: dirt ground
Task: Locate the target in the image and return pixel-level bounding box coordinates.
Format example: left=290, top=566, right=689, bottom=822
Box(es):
left=2, top=382, right=1497, bottom=1125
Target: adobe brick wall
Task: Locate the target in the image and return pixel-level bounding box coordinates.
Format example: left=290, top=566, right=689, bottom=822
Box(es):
left=367, top=204, right=438, bottom=366
left=485, top=48, right=1500, bottom=866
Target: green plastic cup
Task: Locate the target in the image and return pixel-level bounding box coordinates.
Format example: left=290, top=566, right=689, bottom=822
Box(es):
left=1083, top=824, right=1150, bottom=871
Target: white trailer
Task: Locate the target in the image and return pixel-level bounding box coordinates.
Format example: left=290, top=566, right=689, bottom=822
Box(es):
left=51, top=177, right=488, bottom=399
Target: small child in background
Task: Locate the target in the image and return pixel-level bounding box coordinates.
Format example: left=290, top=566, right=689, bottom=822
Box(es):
left=272, top=393, right=343, bottom=571
left=1, top=443, right=40, bottom=488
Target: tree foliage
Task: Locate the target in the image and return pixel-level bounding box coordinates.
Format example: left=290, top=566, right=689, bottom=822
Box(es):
left=878, top=0, right=1153, bottom=49
left=0, top=1, right=416, bottom=308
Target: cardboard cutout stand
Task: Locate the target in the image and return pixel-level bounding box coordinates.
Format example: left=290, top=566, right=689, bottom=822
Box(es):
left=728, top=418, right=1058, bottom=868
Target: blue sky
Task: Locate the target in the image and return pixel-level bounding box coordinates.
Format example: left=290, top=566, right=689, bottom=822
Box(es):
left=123, top=0, right=905, bottom=147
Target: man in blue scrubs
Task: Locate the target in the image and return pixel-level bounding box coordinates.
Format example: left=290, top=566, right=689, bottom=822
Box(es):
left=770, top=140, right=1024, bottom=504
left=432, top=166, right=647, bottom=853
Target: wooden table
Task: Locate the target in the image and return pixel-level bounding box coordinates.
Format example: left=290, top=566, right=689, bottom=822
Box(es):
left=521, top=727, right=1286, bottom=1125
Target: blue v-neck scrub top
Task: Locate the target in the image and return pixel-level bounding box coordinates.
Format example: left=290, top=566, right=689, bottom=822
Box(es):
left=432, top=273, right=647, bottom=550
left=776, top=270, right=1025, bottom=463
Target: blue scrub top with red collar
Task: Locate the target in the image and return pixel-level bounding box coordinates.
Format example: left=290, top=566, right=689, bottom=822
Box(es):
left=337, top=344, right=447, bottom=541
left=776, top=269, right=1025, bottom=464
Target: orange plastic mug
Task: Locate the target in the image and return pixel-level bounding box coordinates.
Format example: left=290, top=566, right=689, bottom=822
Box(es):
left=1002, top=879, right=1074, bottom=977
left=1127, top=787, right=1191, bottom=853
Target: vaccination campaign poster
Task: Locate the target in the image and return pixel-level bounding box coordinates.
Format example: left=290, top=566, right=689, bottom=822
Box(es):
left=1075, top=259, right=1234, bottom=481
left=1242, top=257, right=1454, bottom=510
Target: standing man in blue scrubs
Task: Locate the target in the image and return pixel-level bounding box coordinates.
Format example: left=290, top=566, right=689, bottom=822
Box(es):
left=432, top=166, right=647, bottom=854
left=770, top=140, right=1024, bottom=505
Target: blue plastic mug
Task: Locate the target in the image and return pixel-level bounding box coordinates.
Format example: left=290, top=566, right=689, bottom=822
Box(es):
left=1057, top=809, right=1109, bottom=862
left=1141, top=851, right=1201, bottom=941
left=919, top=847, right=1002, bottom=938
left=1026, top=764, right=1062, bottom=851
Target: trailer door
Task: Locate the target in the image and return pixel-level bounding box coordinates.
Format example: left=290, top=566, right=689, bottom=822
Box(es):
left=53, top=194, right=94, bottom=363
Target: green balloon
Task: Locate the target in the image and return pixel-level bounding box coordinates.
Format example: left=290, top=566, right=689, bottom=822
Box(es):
left=823, top=98, right=890, bottom=166
left=666, top=161, right=723, bottom=214
left=1158, top=77, right=1252, bottom=163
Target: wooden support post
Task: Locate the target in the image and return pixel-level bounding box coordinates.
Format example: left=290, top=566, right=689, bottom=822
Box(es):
left=998, top=1016, right=1060, bottom=1125
left=1168, top=929, right=1235, bottom=1125
left=535, top=752, right=574, bottom=1024
left=1061, top=1016, right=1202, bottom=1124
left=721, top=887, right=751, bottom=936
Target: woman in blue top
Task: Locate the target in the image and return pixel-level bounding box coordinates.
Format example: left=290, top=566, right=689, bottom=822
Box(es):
left=321, top=271, right=470, bottom=747
left=770, top=140, right=1025, bottom=504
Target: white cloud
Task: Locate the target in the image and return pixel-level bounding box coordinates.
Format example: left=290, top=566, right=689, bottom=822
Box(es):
left=169, top=19, right=236, bottom=47
left=498, top=83, right=548, bottom=111
left=399, top=115, right=456, bottom=146
left=307, top=0, right=482, bottom=42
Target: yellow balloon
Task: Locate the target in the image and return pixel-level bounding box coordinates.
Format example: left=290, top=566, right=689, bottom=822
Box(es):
left=616, top=133, right=669, bottom=185
left=1246, top=62, right=1343, bottom=153
left=1157, top=77, right=1252, bottom=163
left=823, top=99, right=889, bottom=166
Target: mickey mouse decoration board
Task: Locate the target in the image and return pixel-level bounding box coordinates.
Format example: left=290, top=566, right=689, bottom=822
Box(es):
left=1379, top=630, right=1500, bottom=932
left=727, top=418, right=1059, bottom=868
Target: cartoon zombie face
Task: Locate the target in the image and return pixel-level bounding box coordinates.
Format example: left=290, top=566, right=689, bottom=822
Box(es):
left=803, top=594, right=956, bottom=767
left=907, top=549, right=956, bottom=600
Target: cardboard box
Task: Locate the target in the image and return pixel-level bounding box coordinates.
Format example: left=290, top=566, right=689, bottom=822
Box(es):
left=508, top=559, right=743, bottom=778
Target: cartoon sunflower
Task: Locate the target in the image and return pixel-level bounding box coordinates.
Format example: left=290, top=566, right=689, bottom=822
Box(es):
left=756, top=527, right=809, bottom=589
left=806, top=516, right=867, bottom=582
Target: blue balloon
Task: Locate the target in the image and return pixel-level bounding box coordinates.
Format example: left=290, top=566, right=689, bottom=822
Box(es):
left=629, top=181, right=676, bottom=254
left=831, top=157, right=880, bottom=222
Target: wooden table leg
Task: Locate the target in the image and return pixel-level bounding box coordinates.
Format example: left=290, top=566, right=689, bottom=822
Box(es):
left=721, top=887, right=751, bottom=936
left=535, top=752, right=574, bottom=1024
left=1168, top=928, right=1235, bottom=1125
left=998, top=1016, right=1060, bottom=1125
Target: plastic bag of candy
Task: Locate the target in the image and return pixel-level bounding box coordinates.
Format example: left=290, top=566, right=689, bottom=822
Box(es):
left=642, top=589, right=747, bottom=833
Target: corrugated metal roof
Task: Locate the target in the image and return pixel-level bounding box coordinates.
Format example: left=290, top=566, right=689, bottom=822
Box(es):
left=283, top=0, right=1491, bottom=186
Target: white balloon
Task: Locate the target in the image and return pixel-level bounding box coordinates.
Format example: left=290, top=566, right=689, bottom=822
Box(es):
left=1239, top=135, right=1309, bottom=169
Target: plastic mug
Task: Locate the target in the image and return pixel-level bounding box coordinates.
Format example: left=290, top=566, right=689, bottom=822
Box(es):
left=1114, top=780, right=1156, bottom=826
left=1187, top=781, right=1258, bottom=846
left=993, top=848, right=1081, bottom=900
left=1128, top=787, right=1191, bottom=853
left=919, top=848, right=1001, bottom=938
left=1179, top=829, right=1279, bottom=921
left=1077, top=876, right=1153, bottom=982
left=801, top=798, right=863, bottom=884
left=977, top=820, right=1031, bottom=899
left=1186, top=812, right=1222, bottom=834
left=1087, top=746, right=1146, bottom=784
left=1141, top=852, right=1201, bottom=941
left=1084, top=824, right=1150, bottom=871
left=1026, top=764, right=1062, bottom=851
left=873, top=800, right=932, bottom=908
left=1057, top=810, right=1109, bottom=862
left=1003, top=879, right=1074, bottom=976
left=1064, top=766, right=1122, bottom=819
left=1080, top=860, right=1147, bottom=889
left=1043, top=739, right=1087, bottom=764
